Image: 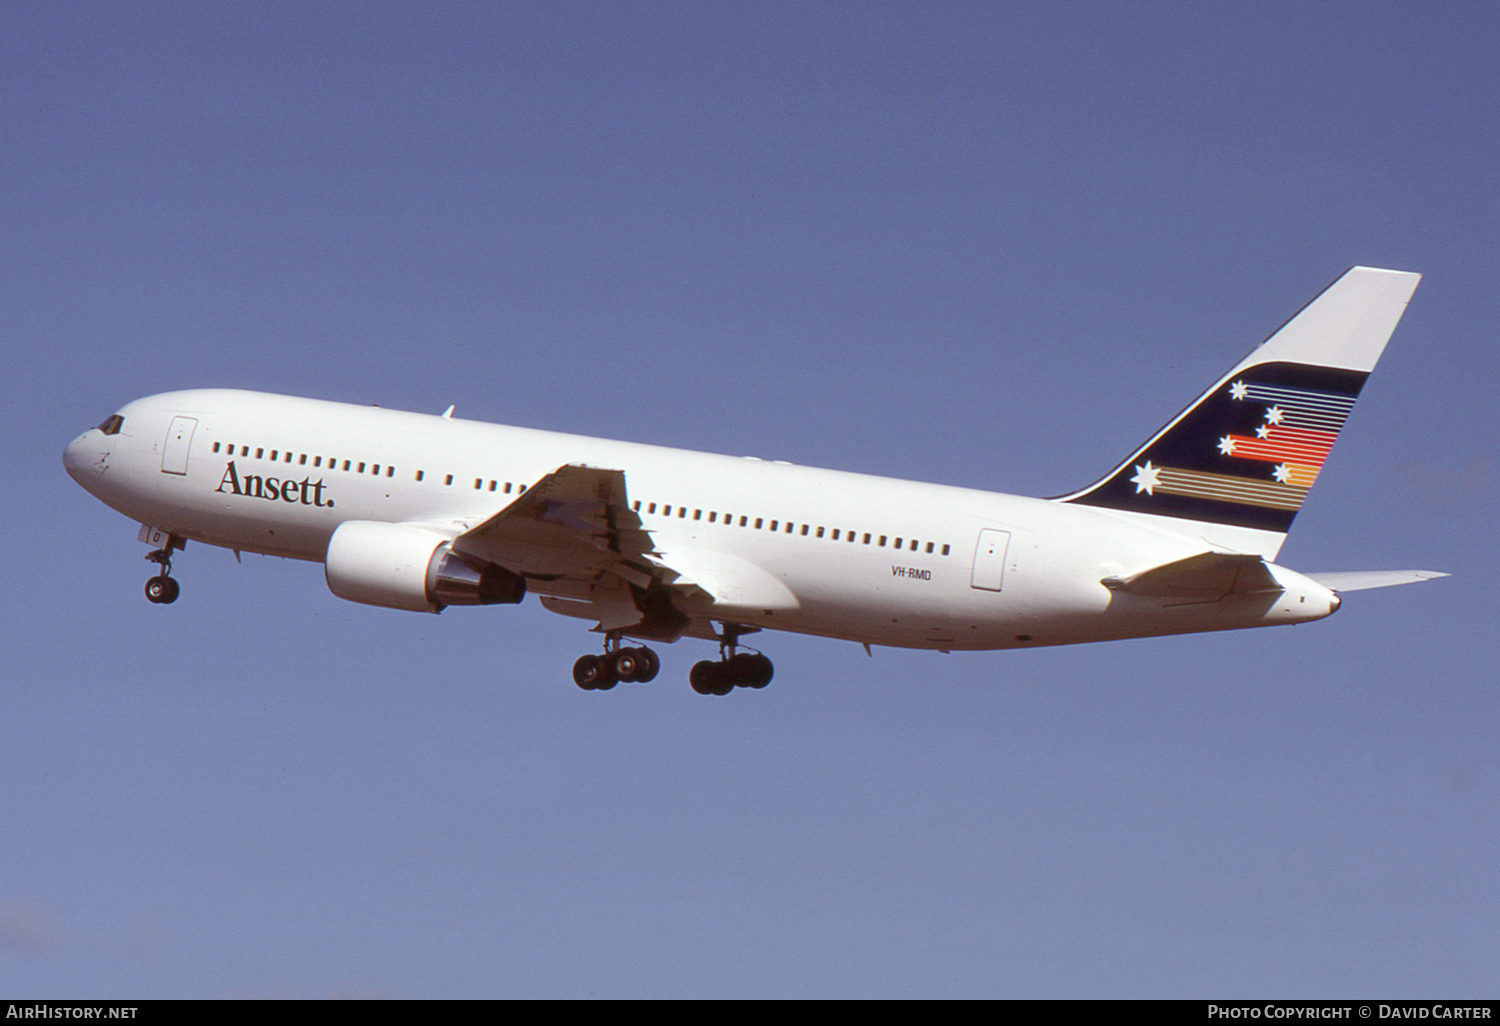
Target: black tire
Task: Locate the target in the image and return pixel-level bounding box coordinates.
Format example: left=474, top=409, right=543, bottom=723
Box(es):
left=726, top=653, right=756, bottom=688
left=636, top=647, right=660, bottom=683
left=573, top=654, right=603, bottom=690
left=613, top=649, right=641, bottom=682
left=690, top=660, right=720, bottom=695
left=145, top=576, right=171, bottom=604
left=160, top=577, right=180, bottom=604
left=746, top=652, right=773, bottom=689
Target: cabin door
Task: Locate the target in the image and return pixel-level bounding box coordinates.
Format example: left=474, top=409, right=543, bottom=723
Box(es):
left=161, top=417, right=197, bottom=475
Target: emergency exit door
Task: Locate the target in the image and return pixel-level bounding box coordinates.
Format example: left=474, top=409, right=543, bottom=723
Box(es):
left=970, top=529, right=1011, bottom=591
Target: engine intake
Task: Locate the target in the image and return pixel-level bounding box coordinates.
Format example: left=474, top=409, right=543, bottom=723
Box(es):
left=324, top=520, right=525, bottom=612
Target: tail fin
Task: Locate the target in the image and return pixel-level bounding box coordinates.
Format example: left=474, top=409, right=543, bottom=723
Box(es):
left=1059, top=267, right=1421, bottom=537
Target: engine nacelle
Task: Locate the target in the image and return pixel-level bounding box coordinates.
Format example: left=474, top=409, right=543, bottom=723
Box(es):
left=324, top=520, right=526, bottom=613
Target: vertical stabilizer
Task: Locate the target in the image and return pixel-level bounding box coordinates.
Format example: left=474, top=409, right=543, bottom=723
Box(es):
left=1059, top=267, right=1420, bottom=537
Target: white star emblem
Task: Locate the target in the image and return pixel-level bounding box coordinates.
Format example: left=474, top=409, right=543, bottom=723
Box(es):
left=1229, top=380, right=1249, bottom=401
left=1130, top=461, right=1162, bottom=495
left=1264, top=405, right=1284, bottom=425
left=1217, top=435, right=1236, bottom=455
left=1255, top=424, right=1272, bottom=439
left=1272, top=463, right=1292, bottom=483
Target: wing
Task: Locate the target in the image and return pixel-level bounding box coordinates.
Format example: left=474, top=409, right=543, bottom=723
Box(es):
left=450, top=464, right=653, bottom=579
left=447, top=464, right=711, bottom=640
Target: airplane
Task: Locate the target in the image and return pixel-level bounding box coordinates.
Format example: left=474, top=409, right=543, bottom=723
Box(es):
left=63, top=266, right=1446, bottom=695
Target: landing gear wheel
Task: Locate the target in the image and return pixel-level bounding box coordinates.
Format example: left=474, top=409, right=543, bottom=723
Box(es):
left=722, top=652, right=772, bottom=689
left=573, top=654, right=618, bottom=691
left=145, top=575, right=179, bottom=604
left=612, top=648, right=642, bottom=682
left=690, top=660, right=734, bottom=696
left=636, top=647, right=660, bottom=683
left=690, top=660, right=721, bottom=695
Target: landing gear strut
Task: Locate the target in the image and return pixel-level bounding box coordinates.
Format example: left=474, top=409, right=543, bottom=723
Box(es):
left=143, top=546, right=180, bottom=604
left=689, top=623, right=774, bottom=696
left=573, top=633, right=660, bottom=691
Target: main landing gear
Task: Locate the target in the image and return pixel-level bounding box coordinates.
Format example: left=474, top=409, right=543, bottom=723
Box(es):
left=689, top=623, right=774, bottom=696
left=570, top=624, right=775, bottom=695
left=572, top=635, right=661, bottom=691
left=143, top=545, right=180, bottom=605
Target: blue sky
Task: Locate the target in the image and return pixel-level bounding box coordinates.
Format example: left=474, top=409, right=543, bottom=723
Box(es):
left=4, top=1, right=1497, bottom=997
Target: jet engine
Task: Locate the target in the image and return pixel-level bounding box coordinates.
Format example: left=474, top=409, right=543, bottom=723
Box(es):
left=324, top=520, right=525, bottom=613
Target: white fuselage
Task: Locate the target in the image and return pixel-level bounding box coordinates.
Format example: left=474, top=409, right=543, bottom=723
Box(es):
left=63, top=389, right=1338, bottom=651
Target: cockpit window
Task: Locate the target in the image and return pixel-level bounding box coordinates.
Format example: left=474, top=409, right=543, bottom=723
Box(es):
left=98, top=414, right=124, bottom=436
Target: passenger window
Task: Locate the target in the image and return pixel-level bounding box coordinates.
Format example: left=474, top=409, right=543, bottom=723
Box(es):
left=941, top=544, right=950, bottom=556
left=300, top=454, right=308, bottom=465
left=415, top=470, right=423, bottom=481
left=925, top=542, right=933, bottom=554
left=212, top=442, right=221, bottom=453
left=769, top=520, right=778, bottom=531
left=444, top=474, right=453, bottom=485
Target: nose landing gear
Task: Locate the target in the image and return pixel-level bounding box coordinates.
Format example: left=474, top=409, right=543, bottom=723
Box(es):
left=144, top=545, right=180, bottom=604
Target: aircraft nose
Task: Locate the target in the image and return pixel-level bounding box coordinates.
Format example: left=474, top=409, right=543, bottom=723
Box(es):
left=63, top=431, right=107, bottom=483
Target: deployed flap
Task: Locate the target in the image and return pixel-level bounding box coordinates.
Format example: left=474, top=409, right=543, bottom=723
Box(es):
left=450, top=464, right=656, bottom=579
left=1102, top=551, right=1282, bottom=602
left=1306, top=569, right=1449, bottom=593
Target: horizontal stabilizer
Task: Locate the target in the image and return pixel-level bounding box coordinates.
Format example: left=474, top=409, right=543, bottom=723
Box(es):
left=1102, top=551, right=1281, bottom=601
left=1305, top=570, right=1449, bottom=593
